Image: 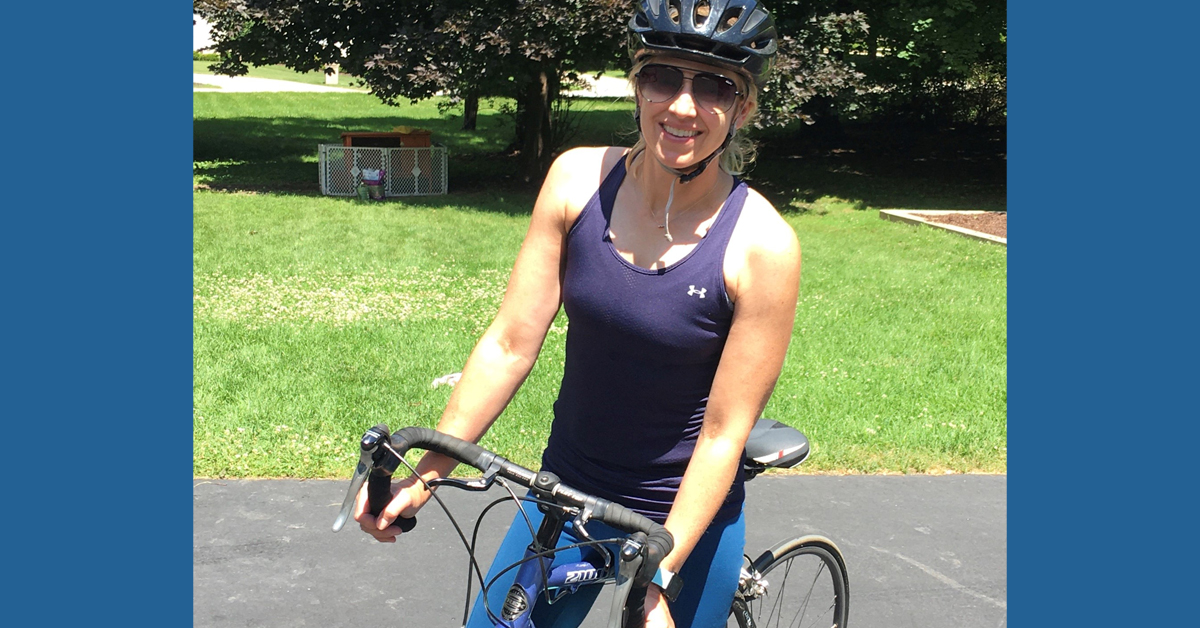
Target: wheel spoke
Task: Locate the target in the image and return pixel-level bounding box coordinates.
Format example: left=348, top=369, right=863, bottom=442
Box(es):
left=740, top=545, right=846, bottom=628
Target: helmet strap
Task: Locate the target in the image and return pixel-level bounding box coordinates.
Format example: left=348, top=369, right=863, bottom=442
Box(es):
left=660, top=129, right=734, bottom=184
left=634, top=102, right=737, bottom=183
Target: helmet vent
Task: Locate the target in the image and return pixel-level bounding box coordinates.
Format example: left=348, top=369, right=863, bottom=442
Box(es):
left=717, top=7, right=743, bottom=34
left=694, top=1, right=711, bottom=27
left=741, top=8, right=767, bottom=34
left=667, top=0, right=681, bottom=24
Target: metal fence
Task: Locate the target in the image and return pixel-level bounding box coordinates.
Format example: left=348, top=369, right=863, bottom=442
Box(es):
left=318, top=144, right=448, bottom=197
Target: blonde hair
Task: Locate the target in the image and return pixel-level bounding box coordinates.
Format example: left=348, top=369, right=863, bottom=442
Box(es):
left=625, top=57, right=760, bottom=176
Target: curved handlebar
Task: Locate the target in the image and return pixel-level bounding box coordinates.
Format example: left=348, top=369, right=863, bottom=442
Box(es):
left=336, top=424, right=674, bottom=628
left=368, top=425, right=672, bottom=548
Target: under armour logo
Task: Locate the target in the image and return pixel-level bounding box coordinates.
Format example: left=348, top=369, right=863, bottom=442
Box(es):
left=687, top=285, right=706, bottom=299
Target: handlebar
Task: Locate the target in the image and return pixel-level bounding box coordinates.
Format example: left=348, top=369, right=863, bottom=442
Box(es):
left=364, top=425, right=671, bottom=546
left=333, top=424, right=674, bottom=628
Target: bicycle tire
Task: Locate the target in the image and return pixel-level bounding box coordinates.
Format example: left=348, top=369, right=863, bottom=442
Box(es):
left=730, top=536, right=850, bottom=628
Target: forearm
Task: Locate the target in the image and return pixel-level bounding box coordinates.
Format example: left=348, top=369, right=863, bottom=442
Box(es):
left=660, top=431, right=747, bottom=573
left=415, top=324, right=545, bottom=481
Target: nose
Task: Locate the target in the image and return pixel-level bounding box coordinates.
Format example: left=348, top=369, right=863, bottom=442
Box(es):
left=667, top=82, right=699, bottom=117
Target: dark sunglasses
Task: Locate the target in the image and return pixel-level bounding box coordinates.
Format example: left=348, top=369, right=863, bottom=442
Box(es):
left=635, top=64, right=741, bottom=115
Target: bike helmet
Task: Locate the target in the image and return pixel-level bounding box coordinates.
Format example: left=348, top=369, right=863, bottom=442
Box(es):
left=628, top=0, right=778, bottom=88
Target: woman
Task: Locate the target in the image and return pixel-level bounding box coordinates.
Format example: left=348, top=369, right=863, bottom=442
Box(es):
left=355, top=2, right=799, bottom=626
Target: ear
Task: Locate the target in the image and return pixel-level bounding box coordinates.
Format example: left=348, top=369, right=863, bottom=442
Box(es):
left=732, top=96, right=755, bottom=132
left=732, top=106, right=749, bottom=132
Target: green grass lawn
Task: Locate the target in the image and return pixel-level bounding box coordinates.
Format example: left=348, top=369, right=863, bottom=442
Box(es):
left=194, top=91, right=1007, bottom=479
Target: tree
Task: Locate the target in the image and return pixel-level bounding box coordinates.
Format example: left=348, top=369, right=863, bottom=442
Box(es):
left=830, top=0, right=1007, bottom=126
left=757, top=4, right=870, bottom=129
left=195, top=1, right=875, bottom=181
left=197, top=0, right=626, bottom=182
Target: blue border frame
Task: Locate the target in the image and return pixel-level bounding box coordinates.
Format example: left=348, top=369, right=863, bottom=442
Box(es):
left=2, top=4, right=193, bottom=623
left=1010, top=1, right=1196, bottom=626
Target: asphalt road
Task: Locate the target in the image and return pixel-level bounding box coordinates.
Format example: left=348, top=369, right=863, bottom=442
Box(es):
left=194, top=475, right=1005, bottom=627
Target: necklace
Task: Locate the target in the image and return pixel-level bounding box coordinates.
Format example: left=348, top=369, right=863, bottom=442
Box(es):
left=648, top=174, right=724, bottom=243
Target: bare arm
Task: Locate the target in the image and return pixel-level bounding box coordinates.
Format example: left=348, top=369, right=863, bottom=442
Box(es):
left=659, top=192, right=801, bottom=573
left=358, top=147, right=618, bottom=536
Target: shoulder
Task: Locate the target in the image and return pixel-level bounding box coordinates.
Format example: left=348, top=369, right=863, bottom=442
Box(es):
left=529, top=146, right=628, bottom=236
left=724, top=185, right=801, bottom=302
left=732, top=186, right=799, bottom=260
left=543, top=146, right=627, bottom=208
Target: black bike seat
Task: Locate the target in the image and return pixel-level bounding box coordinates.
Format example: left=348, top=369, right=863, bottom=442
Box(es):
left=743, top=419, right=810, bottom=469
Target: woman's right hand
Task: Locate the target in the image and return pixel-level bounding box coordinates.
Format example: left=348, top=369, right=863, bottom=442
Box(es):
left=352, top=474, right=429, bottom=543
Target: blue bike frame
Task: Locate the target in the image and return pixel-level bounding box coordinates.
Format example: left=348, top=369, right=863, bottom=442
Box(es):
left=490, top=515, right=620, bottom=628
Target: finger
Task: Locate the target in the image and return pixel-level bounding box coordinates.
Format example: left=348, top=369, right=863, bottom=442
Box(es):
left=357, top=513, right=398, bottom=542
left=377, top=486, right=413, bottom=530
left=352, top=481, right=369, bottom=519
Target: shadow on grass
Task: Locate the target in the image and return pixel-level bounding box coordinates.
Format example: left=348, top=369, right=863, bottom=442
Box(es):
left=194, top=105, right=1005, bottom=212
left=194, top=105, right=635, bottom=200
left=747, top=123, right=1006, bottom=213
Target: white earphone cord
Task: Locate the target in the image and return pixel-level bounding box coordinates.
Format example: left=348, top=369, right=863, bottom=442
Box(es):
left=663, top=178, right=677, bottom=243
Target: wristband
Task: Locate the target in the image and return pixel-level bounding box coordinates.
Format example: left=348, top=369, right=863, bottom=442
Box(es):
left=651, top=566, right=684, bottom=602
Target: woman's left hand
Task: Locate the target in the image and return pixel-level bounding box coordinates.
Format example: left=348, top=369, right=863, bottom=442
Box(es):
left=644, top=585, right=675, bottom=628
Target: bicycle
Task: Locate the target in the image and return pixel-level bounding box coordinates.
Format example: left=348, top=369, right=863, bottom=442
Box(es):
left=332, top=418, right=849, bottom=628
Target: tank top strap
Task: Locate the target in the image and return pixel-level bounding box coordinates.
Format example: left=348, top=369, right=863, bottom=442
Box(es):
left=597, top=155, right=629, bottom=226
left=699, top=177, right=748, bottom=249
left=591, top=157, right=747, bottom=255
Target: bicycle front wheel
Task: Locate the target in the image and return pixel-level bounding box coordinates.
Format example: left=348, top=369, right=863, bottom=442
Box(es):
left=731, top=536, right=850, bottom=628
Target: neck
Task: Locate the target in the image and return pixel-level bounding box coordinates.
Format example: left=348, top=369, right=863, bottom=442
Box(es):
left=632, top=150, right=730, bottom=211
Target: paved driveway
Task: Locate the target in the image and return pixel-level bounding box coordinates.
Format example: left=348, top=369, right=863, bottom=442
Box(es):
left=193, top=73, right=365, bottom=93
left=194, top=475, right=1005, bottom=627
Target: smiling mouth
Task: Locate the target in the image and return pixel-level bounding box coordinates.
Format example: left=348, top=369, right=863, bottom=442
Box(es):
left=662, top=124, right=700, bottom=139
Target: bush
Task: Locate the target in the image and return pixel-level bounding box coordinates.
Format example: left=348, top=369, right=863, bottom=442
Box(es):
left=194, top=51, right=221, bottom=62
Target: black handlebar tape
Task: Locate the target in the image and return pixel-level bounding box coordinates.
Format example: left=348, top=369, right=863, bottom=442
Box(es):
left=364, top=424, right=417, bottom=534
left=633, top=528, right=673, bottom=588
left=366, top=468, right=418, bottom=533
left=389, top=427, right=499, bottom=472
left=590, top=498, right=674, bottom=549
left=581, top=497, right=673, bottom=589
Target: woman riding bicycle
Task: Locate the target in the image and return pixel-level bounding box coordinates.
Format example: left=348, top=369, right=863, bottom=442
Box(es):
left=355, top=2, right=799, bottom=626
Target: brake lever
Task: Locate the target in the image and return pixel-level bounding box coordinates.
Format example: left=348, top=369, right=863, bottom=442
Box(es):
left=332, top=426, right=388, bottom=532
left=607, top=534, right=647, bottom=628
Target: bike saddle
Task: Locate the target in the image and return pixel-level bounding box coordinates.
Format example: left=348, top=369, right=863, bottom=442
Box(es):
left=743, top=418, right=810, bottom=472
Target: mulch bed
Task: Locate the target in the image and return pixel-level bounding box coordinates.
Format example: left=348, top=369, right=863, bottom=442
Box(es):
left=914, top=212, right=1006, bottom=239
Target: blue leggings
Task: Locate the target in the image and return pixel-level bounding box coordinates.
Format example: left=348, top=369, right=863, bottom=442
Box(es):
left=465, top=499, right=745, bottom=628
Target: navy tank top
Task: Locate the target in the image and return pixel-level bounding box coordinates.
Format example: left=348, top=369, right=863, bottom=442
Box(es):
left=541, top=156, right=748, bottom=525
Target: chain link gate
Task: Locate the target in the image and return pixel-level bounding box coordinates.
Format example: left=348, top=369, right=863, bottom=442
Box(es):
left=318, top=144, right=448, bottom=197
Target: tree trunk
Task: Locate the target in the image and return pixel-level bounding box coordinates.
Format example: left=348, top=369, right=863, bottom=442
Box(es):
left=515, top=67, right=559, bottom=184
left=462, top=93, right=478, bottom=131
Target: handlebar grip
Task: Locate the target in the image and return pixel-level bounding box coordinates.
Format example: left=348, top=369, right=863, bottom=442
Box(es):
left=367, top=468, right=417, bottom=533
left=594, top=501, right=673, bottom=551
left=590, top=500, right=673, bottom=590
left=390, top=426, right=497, bottom=471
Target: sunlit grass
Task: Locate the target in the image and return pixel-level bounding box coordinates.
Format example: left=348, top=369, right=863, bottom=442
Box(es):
left=193, top=92, right=1006, bottom=479
left=193, top=192, right=1005, bottom=478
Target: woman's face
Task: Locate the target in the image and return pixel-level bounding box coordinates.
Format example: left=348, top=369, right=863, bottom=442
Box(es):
left=635, top=56, right=750, bottom=172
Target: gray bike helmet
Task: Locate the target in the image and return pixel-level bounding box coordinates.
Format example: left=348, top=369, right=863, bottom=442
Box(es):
left=628, top=0, right=778, bottom=88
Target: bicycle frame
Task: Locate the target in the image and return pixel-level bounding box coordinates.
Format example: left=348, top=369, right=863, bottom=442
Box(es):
left=335, top=423, right=844, bottom=628
left=490, top=506, right=620, bottom=628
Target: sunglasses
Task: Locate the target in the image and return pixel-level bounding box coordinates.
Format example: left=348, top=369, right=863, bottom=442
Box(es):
left=635, top=64, right=742, bottom=115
